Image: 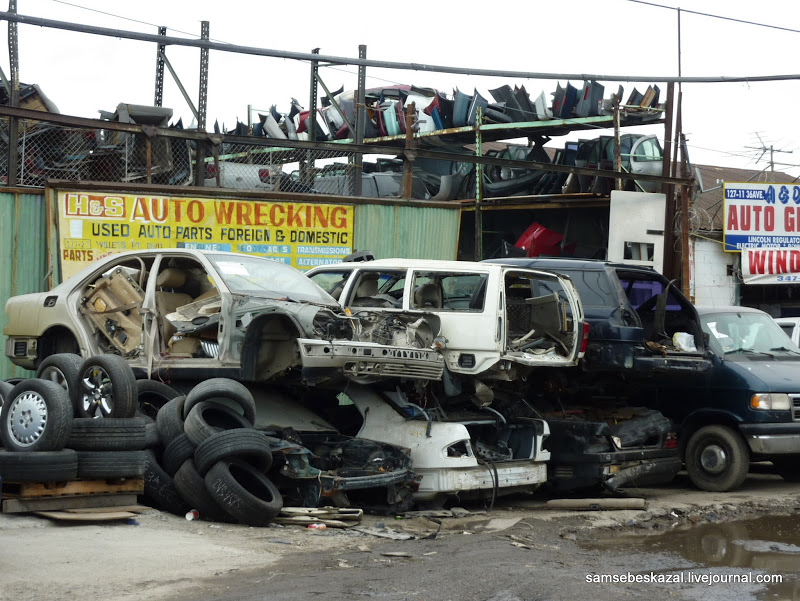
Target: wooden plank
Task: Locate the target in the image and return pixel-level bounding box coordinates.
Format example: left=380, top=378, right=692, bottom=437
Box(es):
left=2, top=478, right=143, bottom=498
left=34, top=510, right=137, bottom=522
left=61, top=505, right=151, bottom=514
left=2, top=494, right=139, bottom=514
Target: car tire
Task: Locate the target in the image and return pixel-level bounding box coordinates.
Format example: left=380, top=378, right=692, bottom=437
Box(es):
left=155, top=395, right=186, bottom=447
left=142, top=449, right=191, bottom=516
left=685, top=425, right=750, bottom=492
left=75, top=355, right=137, bottom=419
left=162, top=433, right=196, bottom=477
left=77, top=450, right=147, bottom=479
left=183, top=379, right=256, bottom=424
left=136, top=380, right=180, bottom=421
left=67, top=417, right=147, bottom=451
left=134, top=413, right=161, bottom=449
left=204, top=459, right=283, bottom=526
left=0, top=448, right=79, bottom=482
left=36, top=353, right=83, bottom=404
left=194, top=428, right=273, bottom=476
left=0, top=379, right=73, bottom=452
left=183, top=401, right=253, bottom=447
left=0, top=380, right=14, bottom=414
left=173, top=459, right=233, bottom=523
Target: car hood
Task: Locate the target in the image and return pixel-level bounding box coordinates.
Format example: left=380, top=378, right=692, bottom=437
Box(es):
left=723, top=356, right=800, bottom=392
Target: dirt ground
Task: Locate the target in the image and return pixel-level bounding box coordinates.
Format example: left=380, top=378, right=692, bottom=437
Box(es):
left=2, top=470, right=799, bottom=601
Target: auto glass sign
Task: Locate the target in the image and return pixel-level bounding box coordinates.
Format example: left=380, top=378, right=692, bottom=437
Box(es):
left=742, top=247, right=800, bottom=284
left=56, top=191, right=353, bottom=279
left=723, top=182, right=800, bottom=251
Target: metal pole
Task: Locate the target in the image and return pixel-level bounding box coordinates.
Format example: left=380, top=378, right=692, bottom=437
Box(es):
left=0, top=11, right=792, bottom=85
left=661, top=82, right=676, bottom=278
left=302, top=48, right=320, bottom=186
left=197, top=21, right=209, bottom=131
left=193, top=21, right=209, bottom=185
left=153, top=26, right=166, bottom=107
left=680, top=134, right=692, bottom=301
left=474, top=107, right=483, bottom=261
left=352, top=44, right=366, bottom=197
left=7, top=0, right=19, bottom=186
left=613, top=95, right=622, bottom=190
left=402, top=103, right=416, bottom=199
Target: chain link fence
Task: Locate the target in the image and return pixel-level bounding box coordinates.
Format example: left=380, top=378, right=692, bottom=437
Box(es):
left=203, top=140, right=359, bottom=195
left=0, top=114, right=432, bottom=197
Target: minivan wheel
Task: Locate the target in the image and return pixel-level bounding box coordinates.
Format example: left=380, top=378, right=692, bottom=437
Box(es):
left=685, top=425, right=749, bottom=492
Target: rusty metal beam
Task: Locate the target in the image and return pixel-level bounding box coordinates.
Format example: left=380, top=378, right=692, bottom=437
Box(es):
left=197, top=21, right=209, bottom=131
left=7, top=0, right=19, bottom=186
left=153, top=26, right=166, bottom=107
left=46, top=178, right=463, bottom=209
left=352, top=44, right=366, bottom=197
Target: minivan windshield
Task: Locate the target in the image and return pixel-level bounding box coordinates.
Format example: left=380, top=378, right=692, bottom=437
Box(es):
left=700, top=310, right=800, bottom=357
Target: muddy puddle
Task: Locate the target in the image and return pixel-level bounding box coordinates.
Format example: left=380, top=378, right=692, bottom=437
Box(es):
left=584, top=513, right=800, bottom=599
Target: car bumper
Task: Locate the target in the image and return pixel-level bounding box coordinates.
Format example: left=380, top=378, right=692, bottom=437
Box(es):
left=413, top=459, right=548, bottom=502
left=297, top=339, right=444, bottom=381
left=739, top=423, right=800, bottom=455
left=548, top=449, right=681, bottom=492
left=5, top=337, right=36, bottom=370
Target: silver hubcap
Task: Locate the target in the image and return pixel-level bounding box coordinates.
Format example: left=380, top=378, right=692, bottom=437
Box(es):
left=700, top=444, right=728, bottom=474
left=40, top=367, right=70, bottom=393
left=7, top=391, right=48, bottom=446
left=80, top=366, right=114, bottom=418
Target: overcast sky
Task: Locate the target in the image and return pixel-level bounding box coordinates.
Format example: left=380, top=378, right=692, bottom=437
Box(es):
left=3, top=0, right=800, bottom=178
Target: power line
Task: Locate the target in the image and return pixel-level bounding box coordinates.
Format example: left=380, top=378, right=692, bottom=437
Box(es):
left=626, top=0, right=800, bottom=35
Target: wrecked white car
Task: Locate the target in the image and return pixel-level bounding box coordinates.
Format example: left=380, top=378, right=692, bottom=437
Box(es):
left=4, top=249, right=443, bottom=384
left=306, top=258, right=583, bottom=501
left=307, top=258, right=585, bottom=379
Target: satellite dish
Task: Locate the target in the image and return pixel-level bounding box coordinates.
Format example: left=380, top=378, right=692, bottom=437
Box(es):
left=694, top=167, right=704, bottom=193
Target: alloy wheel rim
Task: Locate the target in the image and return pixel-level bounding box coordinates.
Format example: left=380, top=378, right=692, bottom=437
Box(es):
left=40, top=366, right=70, bottom=393
left=80, top=366, right=115, bottom=418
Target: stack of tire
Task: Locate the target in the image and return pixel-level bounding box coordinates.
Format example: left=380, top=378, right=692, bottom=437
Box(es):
left=150, top=377, right=282, bottom=526
left=0, top=354, right=147, bottom=484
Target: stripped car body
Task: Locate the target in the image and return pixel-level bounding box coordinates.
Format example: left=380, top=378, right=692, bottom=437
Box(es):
left=251, top=386, right=419, bottom=512
left=307, top=258, right=580, bottom=499
left=4, top=249, right=443, bottom=384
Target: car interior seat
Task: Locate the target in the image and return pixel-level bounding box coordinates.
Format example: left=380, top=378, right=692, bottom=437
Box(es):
left=414, top=283, right=443, bottom=309
left=350, top=274, right=380, bottom=306
left=154, top=268, right=193, bottom=345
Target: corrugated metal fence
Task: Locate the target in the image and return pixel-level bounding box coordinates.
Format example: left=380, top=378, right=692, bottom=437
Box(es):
left=353, top=204, right=459, bottom=259
left=0, top=190, right=47, bottom=380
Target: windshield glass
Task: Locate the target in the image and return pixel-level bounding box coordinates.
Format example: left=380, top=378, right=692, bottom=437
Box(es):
left=701, top=310, right=800, bottom=356
left=207, top=254, right=337, bottom=306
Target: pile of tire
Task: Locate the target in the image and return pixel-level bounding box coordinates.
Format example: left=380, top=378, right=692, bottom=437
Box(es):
left=149, top=377, right=283, bottom=526
left=1, top=355, right=282, bottom=526
left=0, top=354, right=148, bottom=484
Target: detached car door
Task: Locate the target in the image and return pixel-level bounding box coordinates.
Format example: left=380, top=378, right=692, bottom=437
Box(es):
left=499, top=268, right=583, bottom=367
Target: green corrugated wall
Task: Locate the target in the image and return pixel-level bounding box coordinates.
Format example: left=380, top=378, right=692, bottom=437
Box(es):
left=353, top=204, right=460, bottom=259
left=0, top=191, right=48, bottom=380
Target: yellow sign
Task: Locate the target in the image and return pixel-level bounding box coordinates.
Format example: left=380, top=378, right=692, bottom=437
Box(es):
left=56, top=191, right=354, bottom=280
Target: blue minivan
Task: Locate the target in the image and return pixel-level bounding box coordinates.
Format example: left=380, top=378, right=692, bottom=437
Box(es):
left=489, top=258, right=800, bottom=492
